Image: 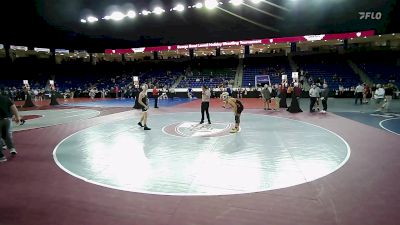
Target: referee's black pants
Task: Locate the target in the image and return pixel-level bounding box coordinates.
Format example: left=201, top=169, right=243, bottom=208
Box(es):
left=154, top=94, right=158, bottom=108
left=310, top=97, right=317, bottom=112
left=201, top=102, right=211, bottom=123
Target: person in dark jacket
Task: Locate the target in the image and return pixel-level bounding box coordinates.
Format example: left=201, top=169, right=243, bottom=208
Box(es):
left=0, top=89, right=21, bottom=162
left=287, top=83, right=303, bottom=113
left=279, top=83, right=288, bottom=108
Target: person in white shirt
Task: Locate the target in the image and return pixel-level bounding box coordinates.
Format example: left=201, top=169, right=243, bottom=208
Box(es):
left=339, top=85, right=344, bottom=96
left=309, top=84, right=317, bottom=112
left=89, top=88, right=97, bottom=101
left=160, top=88, right=168, bottom=99
left=33, top=89, right=39, bottom=101
left=354, top=83, right=364, bottom=105
left=169, top=87, right=175, bottom=100
left=187, top=87, right=193, bottom=99
left=374, top=84, right=385, bottom=111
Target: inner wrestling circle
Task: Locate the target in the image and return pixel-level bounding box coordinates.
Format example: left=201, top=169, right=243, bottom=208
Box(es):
left=53, top=112, right=350, bottom=196
left=162, top=121, right=237, bottom=137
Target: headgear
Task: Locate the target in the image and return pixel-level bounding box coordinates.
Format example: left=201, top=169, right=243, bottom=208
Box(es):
left=220, top=92, right=229, bottom=101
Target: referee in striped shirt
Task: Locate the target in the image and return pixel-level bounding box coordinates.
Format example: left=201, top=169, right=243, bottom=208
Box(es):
left=200, top=85, right=211, bottom=124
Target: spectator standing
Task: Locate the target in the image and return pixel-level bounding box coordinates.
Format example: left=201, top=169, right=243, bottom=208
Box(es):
left=0, top=89, right=21, bottom=162
left=152, top=85, right=159, bottom=108
left=363, top=84, right=370, bottom=104
left=261, top=84, right=272, bottom=110
left=114, top=85, right=119, bottom=99
left=374, top=84, right=385, bottom=111
left=383, top=84, right=394, bottom=112
left=320, top=84, right=329, bottom=113
left=287, top=83, right=303, bottom=113
left=309, top=84, right=318, bottom=112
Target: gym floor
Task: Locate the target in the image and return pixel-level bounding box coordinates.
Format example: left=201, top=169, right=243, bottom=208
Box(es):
left=1, top=97, right=399, bottom=225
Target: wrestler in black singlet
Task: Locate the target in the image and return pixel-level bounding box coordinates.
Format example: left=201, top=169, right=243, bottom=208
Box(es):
left=141, top=94, right=149, bottom=112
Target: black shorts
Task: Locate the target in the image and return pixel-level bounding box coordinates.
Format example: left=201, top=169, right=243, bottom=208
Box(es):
left=237, top=106, right=243, bottom=114
left=141, top=106, right=148, bottom=112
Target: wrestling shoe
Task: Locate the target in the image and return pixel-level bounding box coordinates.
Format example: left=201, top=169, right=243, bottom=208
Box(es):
left=10, top=148, right=17, bottom=156
left=230, top=128, right=239, bottom=133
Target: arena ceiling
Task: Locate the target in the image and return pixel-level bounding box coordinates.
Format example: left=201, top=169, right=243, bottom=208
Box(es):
left=0, top=0, right=398, bottom=51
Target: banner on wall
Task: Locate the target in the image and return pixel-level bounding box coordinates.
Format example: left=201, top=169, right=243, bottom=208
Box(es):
left=105, top=30, right=375, bottom=54
left=255, top=75, right=271, bottom=87
left=10, top=45, right=28, bottom=51
left=74, top=50, right=87, bottom=54
left=55, top=49, right=69, bottom=54
left=34, top=47, right=50, bottom=53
